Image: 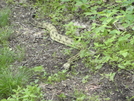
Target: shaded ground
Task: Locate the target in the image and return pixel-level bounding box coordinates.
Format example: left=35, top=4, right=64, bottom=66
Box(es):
left=1, top=0, right=134, bottom=101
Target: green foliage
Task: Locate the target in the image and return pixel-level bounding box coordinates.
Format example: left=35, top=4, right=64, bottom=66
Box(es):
left=0, top=47, right=16, bottom=69
left=0, top=7, right=15, bottom=69
left=0, top=67, right=31, bottom=99
left=6, top=0, right=15, bottom=4
left=73, top=90, right=103, bottom=101
left=0, top=8, right=11, bottom=27
left=101, top=72, right=116, bottom=82
left=0, top=8, right=12, bottom=45
left=1, top=85, right=42, bottom=101
left=0, top=6, right=33, bottom=101
left=73, top=90, right=88, bottom=101
left=32, top=66, right=47, bottom=83
left=47, top=70, right=67, bottom=84
left=0, top=46, right=24, bottom=70
left=0, top=26, right=13, bottom=45
left=0, top=6, right=31, bottom=100
left=2, top=0, right=132, bottom=100
left=127, top=96, right=134, bottom=101
left=34, top=0, right=134, bottom=71
left=32, top=66, right=67, bottom=84
left=57, top=93, right=66, bottom=99
left=82, top=75, right=90, bottom=83
left=81, top=0, right=134, bottom=70
left=32, top=65, right=44, bottom=72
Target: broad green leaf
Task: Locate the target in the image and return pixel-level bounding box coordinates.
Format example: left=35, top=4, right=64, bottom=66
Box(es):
left=118, top=34, right=131, bottom=42
left=119, top=50, right=128, bottom=57
left=118, top=64, right=125, bottom=69
left=104, top=35, right=116, bottom=45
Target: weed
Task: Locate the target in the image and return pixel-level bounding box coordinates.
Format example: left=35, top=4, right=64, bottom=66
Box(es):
left=72, top=90, right=103, bottom=101
left=127, top=96, right=134, bottom=101
left=0, top=8, right=11, bottom=27
left=47, top=70, right=68, bottom=84
left=6, top=0, right=15, bottom=4
left=0, top=7, right=12, bottom=45
left=0, top=26, right=13, bottom=45
left=0, top=67, right=31, bottom=99
left=101, top=72, right=116, bottom=82
left=32, top=66, right=47, bottom=83
left=73, top=90, right=88, bottom=101
left=82, top=75, right=90, bottom=83
left=57, top=93, right=66, bottom=99
left=0, top=47, right=16, bottom=69
left=1, top=84, right=43, bottom=101
left=2, top=0, right=133, bottom=100
left=81, top=0, right=134, bottom=70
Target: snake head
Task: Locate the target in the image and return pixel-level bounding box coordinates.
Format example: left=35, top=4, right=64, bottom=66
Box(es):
left=62, top=62, right=70, bottom=70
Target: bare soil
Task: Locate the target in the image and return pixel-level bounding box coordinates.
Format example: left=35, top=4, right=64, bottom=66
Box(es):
left=1, top=0, right=134, bottom=101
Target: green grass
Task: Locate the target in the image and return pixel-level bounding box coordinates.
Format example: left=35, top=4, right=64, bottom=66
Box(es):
left=0, top=7, right=12, bottom=45
left=0, top=7, right=32, bottom=100
left=0, top=8, right=11, bottom=27
left=0, top=67, right=31, bottom=99
left=0, top=27, right=13, bottom=45
left=0, top=47, right=16, bottom=69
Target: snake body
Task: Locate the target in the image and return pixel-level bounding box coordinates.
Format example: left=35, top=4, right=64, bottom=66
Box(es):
left=35, top=21, right=82, bottom=70
left=42, top=23, right=75, bottom=47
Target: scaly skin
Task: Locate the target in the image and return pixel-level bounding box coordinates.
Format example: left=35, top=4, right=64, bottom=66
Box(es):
left=35, top=21, right=83, bottom=70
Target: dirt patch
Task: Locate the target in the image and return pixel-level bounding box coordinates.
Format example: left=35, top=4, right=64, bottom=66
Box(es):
left=1, top=1, right=134, bottom=101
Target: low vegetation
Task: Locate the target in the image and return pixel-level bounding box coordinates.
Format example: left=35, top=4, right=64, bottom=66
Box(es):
left=0, top=0, right=134, bottom=100
left=0, top=8, right=32, bottom=100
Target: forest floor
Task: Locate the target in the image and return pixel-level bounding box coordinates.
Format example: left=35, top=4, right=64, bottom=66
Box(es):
left=1, top=0, right=134, bottom=101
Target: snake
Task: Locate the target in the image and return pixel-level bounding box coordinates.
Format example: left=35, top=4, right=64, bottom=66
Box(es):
left=32, top=20, right=84, bottom=70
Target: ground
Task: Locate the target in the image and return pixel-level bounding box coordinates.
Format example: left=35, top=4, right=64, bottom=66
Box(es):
left=1, top=0, right=134, bottom=101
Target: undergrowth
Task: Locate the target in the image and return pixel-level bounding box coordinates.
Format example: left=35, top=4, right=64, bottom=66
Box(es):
left=0, top=67, right=31, bottom=99
left=34, top=0, right=134, bottom=71
left=1, top=84, right=43, bottom=101
left=2, top=0, right=134, bottom=100
left=32, top=0, right=134, bottom=100
left=0, top=7, right=32, bottom=100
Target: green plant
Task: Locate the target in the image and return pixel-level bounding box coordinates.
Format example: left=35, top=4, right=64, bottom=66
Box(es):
left=73, top=90, right=87, bottom=101
left=126, top=96, right=134, bottom=101
left=0, top=26, right=13, bottom=45
left=57, top=93, right=66, bottom=99
left=32, top=66, right=47, bottom=83
left=82, top=75, right=90, bottom=83
left=0, top=8, right=11, bottom=27
left=0, top=7, right=12, bottom=45
left=64, top=22, right=80, bottom=38
left=6, top=0, right=15, bottom=4
left=0, top=47, right=16, bottom=69
left=33, top=0, right=134, bottom=75
left=82, top=0, right=134, bottom=71
left=1, top=84, right=43, bottom=101
left=101, top=72, right=116, bottom=82
left=47, top=70, right=68, bottom=84
left=33, top=0, right=66, bottom=22
left=72, top=90, right=103, bottom=101
left=0, top=67, right=31, bottom=99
